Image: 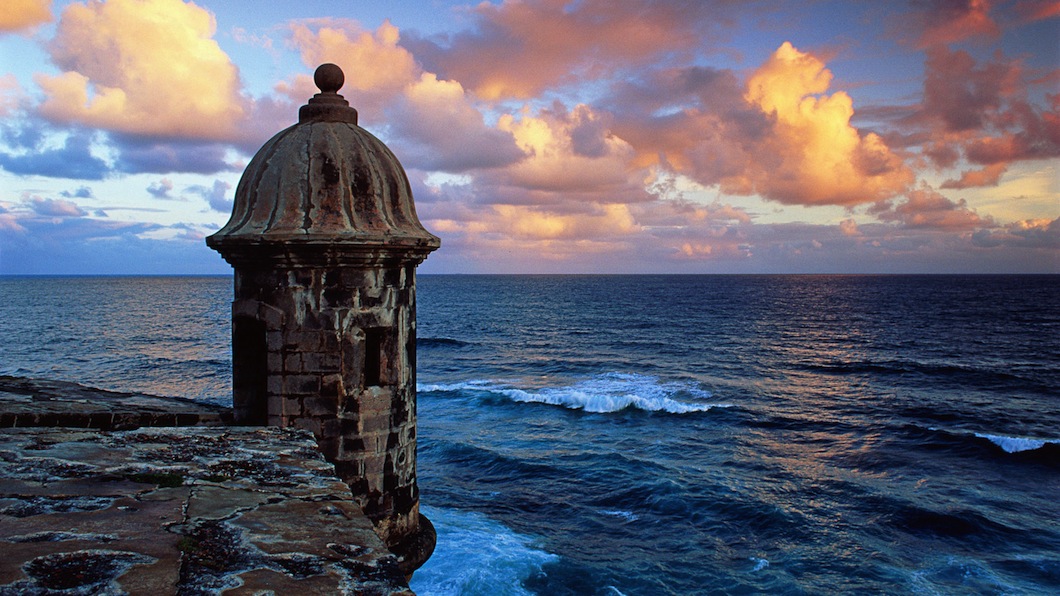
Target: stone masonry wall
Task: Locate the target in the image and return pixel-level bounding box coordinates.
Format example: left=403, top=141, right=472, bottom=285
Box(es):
left=231, top=263, right=421, bottom=546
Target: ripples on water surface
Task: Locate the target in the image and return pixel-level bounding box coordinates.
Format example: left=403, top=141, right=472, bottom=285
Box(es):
left=1, top=274, right=1057, bottom=594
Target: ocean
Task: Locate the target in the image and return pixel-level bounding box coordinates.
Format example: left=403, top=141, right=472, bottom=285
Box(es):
left=1, top=274, right=1057, bottom=595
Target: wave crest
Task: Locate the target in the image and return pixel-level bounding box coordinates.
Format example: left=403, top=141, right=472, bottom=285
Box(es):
left=922, top=426, right=1060, bottom=456
left=420, top=372, right=729, bottom=414
left=974, top=433, right=1057, bottom=454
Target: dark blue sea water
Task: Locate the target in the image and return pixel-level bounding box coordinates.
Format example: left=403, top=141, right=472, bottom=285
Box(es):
left=1, top=275, right=1058, bottom=595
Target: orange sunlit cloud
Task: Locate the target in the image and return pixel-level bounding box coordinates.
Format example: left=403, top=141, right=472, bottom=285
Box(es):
left=490, top=105, right=646, bottom=200
left=286, top=19, right=419, bottom=117
left=492, top=203, right=639, bottom=240
left=942, top=163, right=1009, bottom=188
left=733, top=42, right=913, bottom=206
left=35, top=0, right=246, bottom=140
left=0, top=0, right=52, bottom=31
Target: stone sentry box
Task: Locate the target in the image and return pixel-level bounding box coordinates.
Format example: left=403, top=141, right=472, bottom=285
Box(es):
left=206, top=64, right=439, bottom=573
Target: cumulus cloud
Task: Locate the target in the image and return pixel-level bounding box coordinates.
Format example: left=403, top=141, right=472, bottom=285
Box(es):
left=0, top=0, right=51, bottom=32
left=733, top=42, right=913, bottom=206
left=608, top=65, right=770, bottom=180
left=874, top=186, right=994, bottom=230
left=286, top=19, right=419, bottom=121
left=840, top=218, right=861, bottom=236
left=479, top=103, right=651, bottom=204
left=389, top=73, right=524, bottom=171
left=36, top=0, right=247, bottom=140
left=604, top=43, right=914, bottom=208
left=285, top=19, right=522, bottom=172
left=627, top=193, right=752, bottom=228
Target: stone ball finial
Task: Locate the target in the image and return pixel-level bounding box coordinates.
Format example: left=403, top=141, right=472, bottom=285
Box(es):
left=315, top=63, right=344, bottom=94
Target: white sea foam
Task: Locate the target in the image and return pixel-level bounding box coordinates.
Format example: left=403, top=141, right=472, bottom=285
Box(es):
left=409, top=505, right=558, bottom=596
left=418, top=380, right=496, bottom=393
left=422, top=373, right=729, bottom=414
left=599, top=509, right=639, bottom=522
left=750, top=557, right=770, bottom=572
left=974, top=433, right=1056, bottom=453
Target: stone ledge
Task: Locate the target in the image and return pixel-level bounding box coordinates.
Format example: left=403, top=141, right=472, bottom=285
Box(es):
left=0, top=426, right=413, bottom=595
left=0, top=376, right=232, bottom=430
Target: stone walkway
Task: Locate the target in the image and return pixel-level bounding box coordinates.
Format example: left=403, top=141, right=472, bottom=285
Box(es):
left=0, top=378, right=414, bottom=595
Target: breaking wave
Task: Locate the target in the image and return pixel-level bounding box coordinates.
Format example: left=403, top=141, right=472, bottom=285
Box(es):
left=974, top=433, right=1059, bottom=454
left=420, top=372, right=730, bottom=414
left=408, top=505, right=558, bottom=596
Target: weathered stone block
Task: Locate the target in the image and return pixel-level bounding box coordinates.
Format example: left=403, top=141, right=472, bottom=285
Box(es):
left=267, top=352, right=283, bottom=371
left=283, top=331, right=322, bottom=351
left=303, top=353, right=340, bottom=372
left=267, top=375, right=283, bottom=396
left=303, top=397, right=336, bottom=417
left=284, top=353, right=304, bottom=372
left=283, top=375, right=320, bottom=395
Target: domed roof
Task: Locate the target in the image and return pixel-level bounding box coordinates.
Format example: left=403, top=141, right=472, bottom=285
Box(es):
left=207, top=64, right=439, bottom=266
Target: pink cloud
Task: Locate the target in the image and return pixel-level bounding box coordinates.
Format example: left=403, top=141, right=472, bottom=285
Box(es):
left=406, top=0, right=744, bottom=100
left=0, top=74, right=25, bottom=117
left=388, top=73, right=524, bottom=171
left=922, top=46, right=1019, bottom=133
left=1014, top=0, right=1060, bottom=22
left=27, top=195, right=87, bottom=218
left=874, top=186, right=994, bottom=230
left=147, top=178, right=174, bottom=199
left=941, top=163, right=1008, bottom=188
left=906, top=0, right=1000, bottom=48
left=0, top=213, right=26, bottom=233
left=473, top=103, right=652, bottom=204
left=915, top=47, right=1059, bottom=176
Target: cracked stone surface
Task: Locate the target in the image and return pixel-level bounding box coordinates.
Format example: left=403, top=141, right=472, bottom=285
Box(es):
left=0, top=426, right=413, bottom=595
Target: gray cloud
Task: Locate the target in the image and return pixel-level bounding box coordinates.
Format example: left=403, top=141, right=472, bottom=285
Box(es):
left=0, top=131, right=109, bottom=180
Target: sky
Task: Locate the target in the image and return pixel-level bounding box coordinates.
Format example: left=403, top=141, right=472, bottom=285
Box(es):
left=0, top=0, right=1057, bottom=274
